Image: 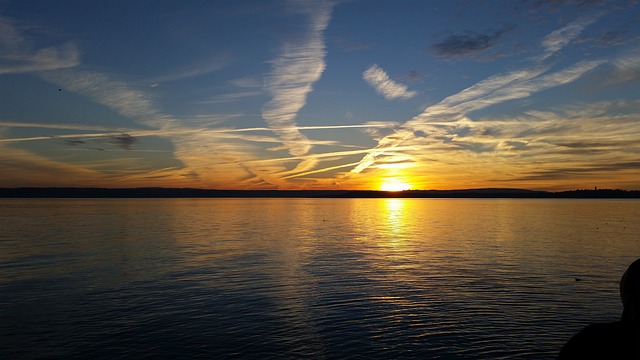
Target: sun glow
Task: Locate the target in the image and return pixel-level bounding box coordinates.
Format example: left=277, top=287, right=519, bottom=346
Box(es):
left=380, top=179, right=411, bottom=192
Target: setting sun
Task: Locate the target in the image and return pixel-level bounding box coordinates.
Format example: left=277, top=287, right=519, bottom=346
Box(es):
left=380, top=179, right=411, bottom=192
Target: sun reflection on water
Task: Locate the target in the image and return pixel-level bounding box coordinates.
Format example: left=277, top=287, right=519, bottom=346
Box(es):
left=384, top=199, right=407, bottom=240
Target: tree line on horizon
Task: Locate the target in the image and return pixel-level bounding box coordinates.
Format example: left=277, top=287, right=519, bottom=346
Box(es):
left=0, top=187, right=639, bottom=198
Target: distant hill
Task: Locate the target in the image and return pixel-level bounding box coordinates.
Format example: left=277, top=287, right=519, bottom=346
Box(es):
left=1, top=187, right=639, bottom=198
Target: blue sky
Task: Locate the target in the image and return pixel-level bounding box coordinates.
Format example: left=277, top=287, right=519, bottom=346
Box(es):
left=1, top=0, right=639, bottom=190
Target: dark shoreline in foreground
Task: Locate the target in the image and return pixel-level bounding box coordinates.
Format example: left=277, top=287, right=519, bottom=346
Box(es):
left=1, top=187, right=639, bottom=198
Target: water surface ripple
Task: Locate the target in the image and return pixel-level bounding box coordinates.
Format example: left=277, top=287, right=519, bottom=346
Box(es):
left=1, top=198, right=639, bottom=359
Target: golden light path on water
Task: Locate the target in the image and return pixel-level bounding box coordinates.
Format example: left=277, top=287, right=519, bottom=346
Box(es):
left=3, top=198, right=640, bottom=359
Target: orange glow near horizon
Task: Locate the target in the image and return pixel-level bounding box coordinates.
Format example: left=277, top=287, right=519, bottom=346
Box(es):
left=380, top=178, right=412, bottom=192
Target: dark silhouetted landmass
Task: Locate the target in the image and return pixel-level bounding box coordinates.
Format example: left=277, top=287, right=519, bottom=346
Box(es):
left=1, top=187, right=639, bottom=198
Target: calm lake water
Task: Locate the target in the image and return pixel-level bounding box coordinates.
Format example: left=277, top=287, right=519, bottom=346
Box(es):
left=1, top=198, right=639, bottom=359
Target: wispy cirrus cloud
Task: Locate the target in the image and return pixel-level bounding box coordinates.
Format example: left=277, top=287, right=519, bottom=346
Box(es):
left=428, top=60, right=603, bottom=120
left=596, top=47, right=640, bottom=87
left=261, top=0, right=333, bottom=157
left=196, top=91, right=262, bottom=104
left=0, top=143, right=121, bottom=187
left=1, top=8, right=354, bottom=189
left=0, top=16, right=79, bottom=74
left=40, top=70, right=173, bottom=129
left=21, top=59, right=221, bottom=184
left=228, top=76, right=262, bottom=88
left=194, top=75, right=263, bottom=104
left=146, top=52, right=234, bottom=85
left=349, top=59, right=605, bottom=174
left=540, top=14, right=601, bottom=60
left=363, top=64, right=416, bottom=100
left=348, top=17, right=610, bottom=175
left=423, top=15, right=603, bottom=115
left=0, top=121, right=393, bottom=144
left=0, top=120, right=141, bottom=132
left=1, top=117, right=392, bottom=188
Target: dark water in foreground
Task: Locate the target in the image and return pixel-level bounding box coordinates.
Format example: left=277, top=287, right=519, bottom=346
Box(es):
left=1, top=198, right=639, bottom=359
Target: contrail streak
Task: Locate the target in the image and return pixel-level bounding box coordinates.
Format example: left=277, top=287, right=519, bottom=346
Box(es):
left=281, top=162, right=363, bottom=180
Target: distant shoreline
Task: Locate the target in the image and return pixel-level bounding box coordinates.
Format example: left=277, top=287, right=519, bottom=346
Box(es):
left=1, top=187, right=639, bottom=198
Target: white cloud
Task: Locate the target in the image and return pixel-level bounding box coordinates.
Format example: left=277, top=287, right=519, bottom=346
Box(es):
left=261, top=0, right=333, bottom=157
left=363, top=64, right=416, bottom=100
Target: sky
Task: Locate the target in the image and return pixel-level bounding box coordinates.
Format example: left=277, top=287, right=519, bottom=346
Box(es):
left=1, top=0, right=639, bottom=191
